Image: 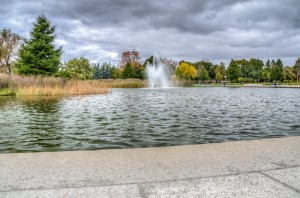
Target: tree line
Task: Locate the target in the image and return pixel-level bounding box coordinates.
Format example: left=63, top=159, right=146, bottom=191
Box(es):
left=176, top=58, right=300, bottom=84
left=0, top=15, right=300, bottom=84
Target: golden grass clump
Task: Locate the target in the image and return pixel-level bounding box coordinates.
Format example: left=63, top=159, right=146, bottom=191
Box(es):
left=0, top=73, right=110, bottom=96
left=98, top=79, right=147, bottom=88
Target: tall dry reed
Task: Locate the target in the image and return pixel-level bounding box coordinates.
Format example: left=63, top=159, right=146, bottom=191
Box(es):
left=0, top=73, right=110, bottom=96
left=98, top=79, right=147, bottom=88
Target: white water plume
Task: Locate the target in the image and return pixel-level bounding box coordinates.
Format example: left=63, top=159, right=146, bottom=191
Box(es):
left=146, top=53, right=171, bottom=88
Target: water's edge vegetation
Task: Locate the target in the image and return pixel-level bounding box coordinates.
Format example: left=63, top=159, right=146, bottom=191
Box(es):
left=1, top=73, right=300, bottom=97
left=0, top=74, right=149, bottom=96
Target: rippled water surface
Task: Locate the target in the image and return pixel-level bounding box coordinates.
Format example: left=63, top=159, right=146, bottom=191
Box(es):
left=0, top=87, right=300, bottom=153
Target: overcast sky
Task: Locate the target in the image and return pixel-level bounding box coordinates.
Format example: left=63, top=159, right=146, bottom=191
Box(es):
left=1, top=0, right=299, bottom=66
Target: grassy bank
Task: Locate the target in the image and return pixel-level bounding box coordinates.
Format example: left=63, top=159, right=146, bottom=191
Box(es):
left=0, top=74, right=110, bottom=96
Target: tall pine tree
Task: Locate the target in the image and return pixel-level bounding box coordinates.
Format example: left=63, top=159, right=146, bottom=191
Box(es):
left=17, top=15, right=62, bottom=75
left=270, top=59, right=284, bottom=82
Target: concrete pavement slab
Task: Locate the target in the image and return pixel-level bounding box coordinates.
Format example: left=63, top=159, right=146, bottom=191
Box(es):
left=262, top=167, right=300, bottom=192
left=139, top=173, right=299, bottom=198
left=2, top=184, right=141, bottom=198
left=0, top=136, right=300, bottom=196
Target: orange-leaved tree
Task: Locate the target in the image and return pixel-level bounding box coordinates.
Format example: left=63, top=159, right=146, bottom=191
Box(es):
left=120, top=50, right=141, bottom=68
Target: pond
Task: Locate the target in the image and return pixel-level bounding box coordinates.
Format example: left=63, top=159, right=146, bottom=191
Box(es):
left=0, top=87, right=300, bottom=153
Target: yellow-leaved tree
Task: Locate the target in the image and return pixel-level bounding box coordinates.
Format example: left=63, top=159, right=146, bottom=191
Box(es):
left=175, top=62, right=197, bottom=80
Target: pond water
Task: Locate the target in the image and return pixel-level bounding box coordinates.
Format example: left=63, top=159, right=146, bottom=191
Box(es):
left=0, top=87, right=300, bottom=153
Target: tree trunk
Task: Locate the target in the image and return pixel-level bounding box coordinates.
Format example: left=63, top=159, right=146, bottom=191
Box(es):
left=5, top=65, right=11, bottom=75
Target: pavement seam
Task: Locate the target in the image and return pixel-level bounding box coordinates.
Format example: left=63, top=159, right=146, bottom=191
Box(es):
left=1, top=165, right=300, bottom=193
left=137, top=184, right=148, bottom=198
left=258, top=171, right=300, bottom=194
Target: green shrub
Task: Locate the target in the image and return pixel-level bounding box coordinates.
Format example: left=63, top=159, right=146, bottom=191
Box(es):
left=0, top=89, right=16, bottom=96
left=238, top=77, right=255, bottom=83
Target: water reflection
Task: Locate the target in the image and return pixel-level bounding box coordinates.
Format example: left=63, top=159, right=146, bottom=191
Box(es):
left=0, top=88, right=300, bottom=153
left=0, top=96, right=64, bottom=152
left=0, top=97, right=14, bottom=109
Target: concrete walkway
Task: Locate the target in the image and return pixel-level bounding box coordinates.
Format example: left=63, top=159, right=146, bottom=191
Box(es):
left=1, top=137, right=300, bottom=197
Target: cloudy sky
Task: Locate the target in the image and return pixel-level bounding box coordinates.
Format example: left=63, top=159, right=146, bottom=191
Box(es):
left=1, top=0, right=299, bottom=66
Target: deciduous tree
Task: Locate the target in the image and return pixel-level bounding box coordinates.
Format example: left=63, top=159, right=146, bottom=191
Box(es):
left=0, top=29, right=21, bottom=74
left=111, top=66, right=122, bottom=79
left=294, top=58, right=300, bottom=83
left=120, top=50, right=141, bottom=68
left=193, top=60, right=216, bottom=81
left=226, top=60, right=240, bottom=82
left=249, top=58, right=264, bottom=82
left=214, top=62, right=225, bottom=83
left=237, top=59, right=250, bottom=78
left=175, top=62, right=197, bottom=80
left=122, top=63, right=135, bottom=79
left=198, top=68, right=210, bottom=82
left=283, top=66, right=295, bottom=81
left=63, top=57, right=93, bottom=80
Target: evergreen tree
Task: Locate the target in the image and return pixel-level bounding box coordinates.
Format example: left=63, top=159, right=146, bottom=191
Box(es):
left=270, top=59, right=284, bottom=83
left=93, top=63, right=101, bottom=79
left=102, top=62, right=112, bottom=79
left=276, top=59, right=284, bottom=68
left=271, top=59, right=276, bottom=66
left=93, top=62, right=113, bottom=79
left=16, top=15, right=62, bottom=75
left=265, top=59, right=271, bottom=70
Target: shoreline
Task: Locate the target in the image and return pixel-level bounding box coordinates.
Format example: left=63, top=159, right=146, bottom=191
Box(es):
left=1, top=82, right=300, bottom=97
left=196, top=83, right=300, bottom=88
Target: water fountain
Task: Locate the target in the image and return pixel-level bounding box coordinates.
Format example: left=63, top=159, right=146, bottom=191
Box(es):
left=146, top=53, right=171, bottom=88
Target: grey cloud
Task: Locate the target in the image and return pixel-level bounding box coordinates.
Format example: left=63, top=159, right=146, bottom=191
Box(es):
left=0, top=0, right=299, bottom=65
